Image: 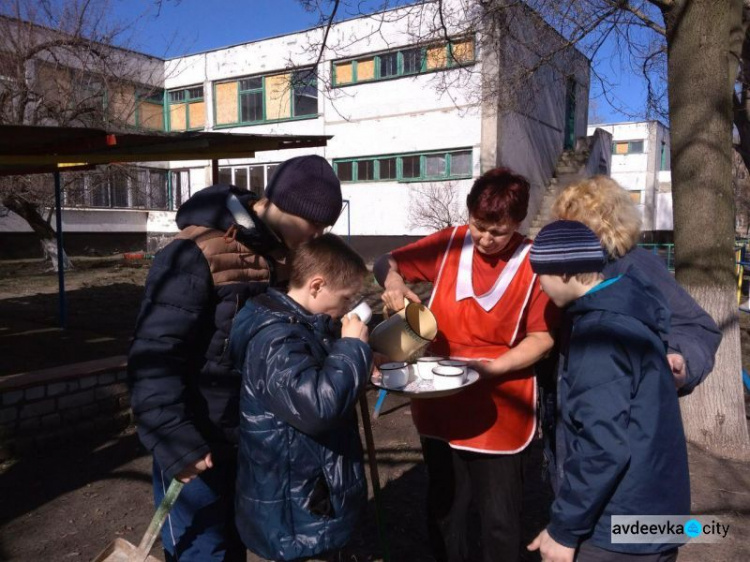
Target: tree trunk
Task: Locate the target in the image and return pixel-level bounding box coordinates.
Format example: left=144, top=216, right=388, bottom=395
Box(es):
left=664, top=0, right=750, bottom=458
left=2, top=194, right=73, bottom=272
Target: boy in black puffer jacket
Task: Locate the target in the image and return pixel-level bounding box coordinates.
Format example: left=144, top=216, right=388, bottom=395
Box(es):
left=229, top=234, right=372, bottom=561
left=128, top=155, right=343, bottom=562
left=527, top=221, right=689, bottom=562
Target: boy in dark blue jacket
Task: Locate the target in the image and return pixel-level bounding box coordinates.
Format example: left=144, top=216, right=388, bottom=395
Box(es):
left=527, top=221, right=690, bottom=562
left=229, top=233, right=372, bottom=561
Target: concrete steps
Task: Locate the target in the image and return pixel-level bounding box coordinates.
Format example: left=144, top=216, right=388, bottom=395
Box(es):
left=527, top=147, right=590, bottom=239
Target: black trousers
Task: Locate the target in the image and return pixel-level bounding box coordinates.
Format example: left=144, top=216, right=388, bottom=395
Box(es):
left=422, top=437, right=524, bottom=562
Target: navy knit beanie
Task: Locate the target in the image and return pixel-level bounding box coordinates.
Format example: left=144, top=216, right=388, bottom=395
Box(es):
left=530, top=220, right=606, bottom=274
left=265, top=155, right=343, bottom=225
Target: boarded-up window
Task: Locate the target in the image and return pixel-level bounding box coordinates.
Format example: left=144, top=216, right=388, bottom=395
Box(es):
left=426, top=45, right=447, bottom=70
left=265, top=73, right=291, bottom=121
left=356, top=58, right=375, bottom=81
left=139, top=102, right=164, bottom=130
left=216, top=81, right=239, bottom=125
left=169, top=104, right=187, bottom=131
left=167, top=86, right=203, bottom=131
left=188, top=101, right=205, bottom=129
left=108, top=85, right=137, bottom=126
left=451, top=39, right=474, bottom=64
left=334, top=62, right=353, bottom=85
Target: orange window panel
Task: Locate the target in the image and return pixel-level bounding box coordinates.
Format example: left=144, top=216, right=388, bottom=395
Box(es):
left=169, top=104, right=187, bottom=131
left=335, top=62, right=353, bottom=84
left=216, top=81, right=239, bottom=125
left=188, top=101, right=206, bottom=129
left=426, top=45, right=447, bottom=69
left=615, top=142, right=629, bottom=155
left=451, top=39, right=474, bottom=64
left=265, top=73, right=291, bottom=120
left=140, top=102, right=164, bottom=130
left=357, top=58, right=375, bottom=81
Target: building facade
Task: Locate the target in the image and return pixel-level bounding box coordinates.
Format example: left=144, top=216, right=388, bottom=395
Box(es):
left=587, top=120, right=673, bottom=238
left=1, top=1, right=590, bottom=259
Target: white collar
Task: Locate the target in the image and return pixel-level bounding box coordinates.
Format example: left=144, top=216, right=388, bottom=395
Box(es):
left=455, top=231, right=532, bottom=312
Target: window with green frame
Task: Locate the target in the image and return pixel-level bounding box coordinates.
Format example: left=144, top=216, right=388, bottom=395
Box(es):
left=136, top=89, right=165, bottom=131
left=612, top=140, right=645, bottom=155
left=214, top=68, right=318, bottom=127
left=332, top=36, right=475, bottom=86
left=167, top=85, right=205, bottom=131
left=333, top=149, right=473, bottom=183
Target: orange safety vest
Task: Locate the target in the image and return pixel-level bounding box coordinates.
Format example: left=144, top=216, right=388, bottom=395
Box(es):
left=411, top=225, right=538, bottom=454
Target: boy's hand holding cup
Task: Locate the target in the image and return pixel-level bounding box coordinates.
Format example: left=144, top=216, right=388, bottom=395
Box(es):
left=342, top=305, right=369, bottom=343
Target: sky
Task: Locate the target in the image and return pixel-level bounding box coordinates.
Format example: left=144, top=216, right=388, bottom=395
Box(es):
left=108, top=0, right=653, bottom=125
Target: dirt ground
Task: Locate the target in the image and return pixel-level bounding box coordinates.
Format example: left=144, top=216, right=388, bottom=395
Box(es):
left=0, top=257, right=749, bottom=561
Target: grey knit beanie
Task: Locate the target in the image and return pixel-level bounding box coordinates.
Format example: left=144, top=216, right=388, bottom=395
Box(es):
left=264, top=155, right=343, bottom=225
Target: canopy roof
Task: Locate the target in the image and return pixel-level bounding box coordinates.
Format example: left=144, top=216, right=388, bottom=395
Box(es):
left=0, top=125, right=331, bottom=175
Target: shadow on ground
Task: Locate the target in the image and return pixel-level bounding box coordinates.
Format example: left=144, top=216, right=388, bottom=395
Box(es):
left=0, top=284, right=144, bottom=376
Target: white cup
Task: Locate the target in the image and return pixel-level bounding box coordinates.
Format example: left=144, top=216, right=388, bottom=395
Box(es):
left=380, top=361, right=410, bottom=389
left=416, top=356, right=444, bottom=380
left=438, top=359, right=467, bottom=374
left=432, top=365, right=466, bottom=390
left=347, top=301, right=372, bottom=324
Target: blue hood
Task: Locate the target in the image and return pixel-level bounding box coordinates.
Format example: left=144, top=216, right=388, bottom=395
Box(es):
left=229, top=289, right=339, bottom=365
left=567, top=266, right=671, bottom=339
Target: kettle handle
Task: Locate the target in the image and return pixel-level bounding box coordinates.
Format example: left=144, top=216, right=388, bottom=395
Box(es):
left=382, top=296, right=411, bottom=319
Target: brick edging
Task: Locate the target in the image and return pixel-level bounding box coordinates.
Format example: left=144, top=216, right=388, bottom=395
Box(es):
left=0, top=356, right=128, bottom=392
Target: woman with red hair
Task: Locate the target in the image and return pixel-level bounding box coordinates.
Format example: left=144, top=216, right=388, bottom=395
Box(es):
left=374, top=168, right=558, bottom=562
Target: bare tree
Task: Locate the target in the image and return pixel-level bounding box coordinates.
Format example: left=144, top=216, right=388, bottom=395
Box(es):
left=0, top=0, right=164, bottom=270
left=408, top=182, right=468, bottom=232
left=296, top=0, right=750, bottom=456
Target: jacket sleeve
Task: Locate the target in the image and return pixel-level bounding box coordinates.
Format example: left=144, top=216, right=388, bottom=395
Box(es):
left=647, top=266, right=721, bottom=394
left=665, top=289, right=722, bottom=395
left=607, top=250, right=722, bottom=395
left=546, top=323, right=633, bottom=548
left=245, top=324, right=372, bottom=436
left=127, top=239, right=213, bottom=480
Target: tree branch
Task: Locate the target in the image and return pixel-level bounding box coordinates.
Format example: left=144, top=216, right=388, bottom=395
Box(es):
left=605, top=0, right=667, bottom=36
left=312, top=0, right=341, bottom=73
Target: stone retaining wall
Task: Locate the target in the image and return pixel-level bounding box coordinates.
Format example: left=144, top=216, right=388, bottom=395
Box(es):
left=0, top=356, right=131, bottom=459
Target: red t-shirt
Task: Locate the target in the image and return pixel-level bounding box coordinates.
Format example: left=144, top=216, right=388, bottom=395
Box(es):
left=392, top=228, right=559, bottom=333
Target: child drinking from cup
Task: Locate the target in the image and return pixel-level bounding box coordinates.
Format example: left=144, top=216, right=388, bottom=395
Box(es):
left=228, top=233, right=372, bottom=561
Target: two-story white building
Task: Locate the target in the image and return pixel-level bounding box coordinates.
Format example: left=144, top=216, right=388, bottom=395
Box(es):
left=2, top=1, right=591, bottom=260
left=587, top=120, right=672, bottom=240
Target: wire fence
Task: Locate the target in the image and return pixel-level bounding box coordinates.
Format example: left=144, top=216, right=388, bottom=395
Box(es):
left=638, top=242, right=750, bottom=306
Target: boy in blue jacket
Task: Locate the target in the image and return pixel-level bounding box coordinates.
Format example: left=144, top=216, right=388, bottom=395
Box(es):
left=229, top=233, right=372, bottom=561
left=527, top=220, right=690, bottom=562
